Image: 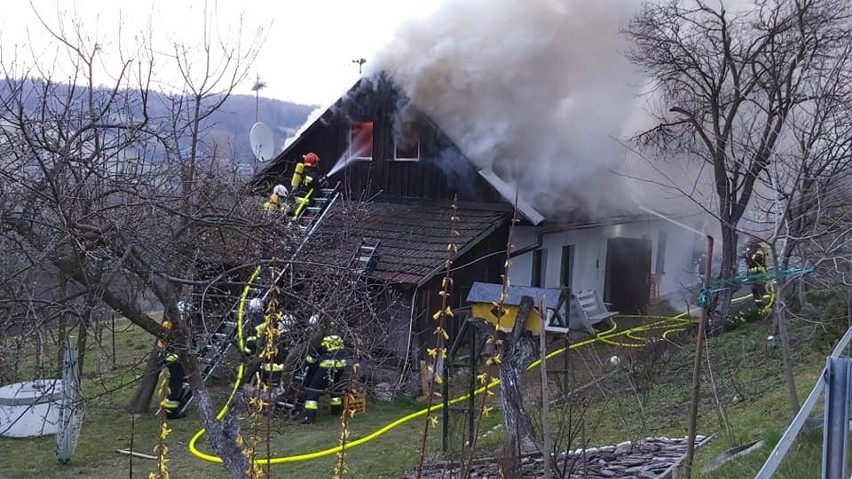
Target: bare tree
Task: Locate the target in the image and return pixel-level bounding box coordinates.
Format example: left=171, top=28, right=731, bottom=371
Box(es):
left=625, top=0, right=852, bottom=326
left=747, top=34, right=852, bottom=413
left=0, top=4, right=271, bottom=476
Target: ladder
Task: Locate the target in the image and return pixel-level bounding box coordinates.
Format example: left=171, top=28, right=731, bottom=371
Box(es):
left=176, top=184, right=344, bottom=416
left=352, top=238, right=380, bottom=276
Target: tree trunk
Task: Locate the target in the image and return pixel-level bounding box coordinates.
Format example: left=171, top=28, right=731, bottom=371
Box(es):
left=710, top=224, right=739, bottom=331
left=183, top=354, right=252, bottom=478
left=58, top=273, right=69, bottom=372
left=128, top=344, right=161, bottom=413
left=76, top=322, right=88, bottom=379
left=498, top=296, right=538, bottom=453
left=775, top=295, right=800, bottom=416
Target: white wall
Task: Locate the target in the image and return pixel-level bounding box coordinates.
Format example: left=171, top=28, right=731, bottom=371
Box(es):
left=510, top=218, right=701, bottom=298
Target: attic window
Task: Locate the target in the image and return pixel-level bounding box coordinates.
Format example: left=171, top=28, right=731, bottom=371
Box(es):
left=394, top=134, right=420, bottom=162
left=349, top=122, right=373, bottom=161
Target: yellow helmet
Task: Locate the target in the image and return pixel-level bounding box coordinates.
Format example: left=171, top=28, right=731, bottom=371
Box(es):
left=322, top=335, right=344, bottom=352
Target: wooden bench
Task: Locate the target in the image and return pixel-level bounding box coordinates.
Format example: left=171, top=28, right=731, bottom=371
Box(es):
left=571, top=290, right=618, bottom=334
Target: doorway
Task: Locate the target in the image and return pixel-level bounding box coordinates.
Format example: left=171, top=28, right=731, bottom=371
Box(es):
left=604, top=237, right=652, bottom=314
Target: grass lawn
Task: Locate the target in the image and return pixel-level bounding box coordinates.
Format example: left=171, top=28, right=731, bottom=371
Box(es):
left=0, top=319, right=503, bottom=478
left=0, top=313, right=844, bottom=478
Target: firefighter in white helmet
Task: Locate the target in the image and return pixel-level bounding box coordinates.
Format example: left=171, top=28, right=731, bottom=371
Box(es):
left=263, top=184, right=289, bottom=213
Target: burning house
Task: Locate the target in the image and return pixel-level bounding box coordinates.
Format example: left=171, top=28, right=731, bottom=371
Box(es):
left=251, top=76, right=702, bottom=367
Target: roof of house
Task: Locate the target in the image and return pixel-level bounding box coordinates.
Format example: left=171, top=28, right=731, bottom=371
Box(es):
left=254, top=76, right=544, bottom=225
left=340, top=201, right=509, bottom=286
left=466, top=282, right=563, bottom=309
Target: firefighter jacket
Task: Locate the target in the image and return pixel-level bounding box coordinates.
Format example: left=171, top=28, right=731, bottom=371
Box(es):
left=242, top=310, right=265, bottom=354
left=263, top=193, right=282, bottom=212
left=292, top=165, right=322, bottom=198
left=305, top=335, right=348, bottom=374
left=745, top=245, right=768, bottom=275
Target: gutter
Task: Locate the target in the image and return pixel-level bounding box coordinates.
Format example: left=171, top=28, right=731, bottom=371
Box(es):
left=509, top=231, right=544, bottom=258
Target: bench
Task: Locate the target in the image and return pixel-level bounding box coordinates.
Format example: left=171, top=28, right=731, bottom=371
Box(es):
left=570, top=290, right=618, bottom=334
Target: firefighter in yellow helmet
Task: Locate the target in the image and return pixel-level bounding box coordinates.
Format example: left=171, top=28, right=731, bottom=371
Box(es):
left=744, top=235, right=772, bottom=311
left=157, top=303, right=191, bottom=419
left=301, top=333, right=348, bottom=424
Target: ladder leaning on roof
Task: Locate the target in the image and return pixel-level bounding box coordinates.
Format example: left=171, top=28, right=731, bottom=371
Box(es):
left=176, top=183, right=344, bottom=417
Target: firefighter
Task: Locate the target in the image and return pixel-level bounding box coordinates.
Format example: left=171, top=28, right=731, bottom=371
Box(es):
left=255, top=313, right=295, bottom=390
left=263, top=184, right=289, bottom=213
left=301, top=334, right=348, bottom=424
left=157, top=316, right=190, bottom=420
left=744, top=235, right=772, bottom=311
left=290, top=152, right=327, bottom=218
left=242, top=298, right=265, bottom=356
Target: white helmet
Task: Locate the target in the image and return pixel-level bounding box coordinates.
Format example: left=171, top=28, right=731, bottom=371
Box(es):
left=248, top=298, right=263, bottom=312
left=273, top=184, right=288, bottom=197
left=280, top=314, right=295, bottom=330
left=308, top=313, right=319, bottom=326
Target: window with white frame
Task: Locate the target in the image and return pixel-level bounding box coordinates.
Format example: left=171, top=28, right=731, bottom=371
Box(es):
left=394, top=132, right=420, bottom=161
left=349, top=121, right=373, bottom=161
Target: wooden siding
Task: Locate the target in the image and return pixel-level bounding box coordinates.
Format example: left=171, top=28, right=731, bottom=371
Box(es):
left=256, top=78, right=503, bottom=204
left=411, top=221, right=510, bottom=357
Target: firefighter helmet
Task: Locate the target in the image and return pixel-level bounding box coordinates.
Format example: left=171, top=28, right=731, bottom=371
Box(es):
left=322, top=334, right=344, bottom=352
left=303, top=152, right=319, bottom=167
left=248, top=298, right=263, bottom=313
left=273, top=184, right=288, bottom=197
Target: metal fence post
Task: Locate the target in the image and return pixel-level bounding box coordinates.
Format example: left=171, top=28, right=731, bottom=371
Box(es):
left=822, top=357, right=852, bottom=479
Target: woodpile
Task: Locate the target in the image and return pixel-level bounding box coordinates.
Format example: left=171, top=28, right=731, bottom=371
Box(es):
left=406, top=435, right=710, bottom=478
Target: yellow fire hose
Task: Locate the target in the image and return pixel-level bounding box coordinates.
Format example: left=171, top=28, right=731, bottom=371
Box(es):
left=188, top=283, right=753, bottom=465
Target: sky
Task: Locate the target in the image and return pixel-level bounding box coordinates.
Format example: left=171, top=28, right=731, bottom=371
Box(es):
left=0, top=0, right=443, bottom=106
left=0, top=0, right=716, bottom=216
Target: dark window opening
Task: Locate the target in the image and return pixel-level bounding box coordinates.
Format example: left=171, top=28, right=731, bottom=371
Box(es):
left=394, top=132, right=420, bottom=161
left=560, top=245, right=574, bottom=289
left=531, top=249, right=547, bottom=288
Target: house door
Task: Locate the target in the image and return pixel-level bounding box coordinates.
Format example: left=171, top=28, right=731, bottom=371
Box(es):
left=604, top=237, right=652, bottom=314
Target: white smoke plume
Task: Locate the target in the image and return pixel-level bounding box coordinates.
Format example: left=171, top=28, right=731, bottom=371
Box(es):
left=372, top=0, right=650, bottom=217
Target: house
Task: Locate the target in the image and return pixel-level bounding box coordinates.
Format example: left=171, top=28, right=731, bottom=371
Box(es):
left=250, top=75, right=702, bottom=365
left=509, top=211, right=705, bottom=314
left=251, top=76, right=545, bottom=363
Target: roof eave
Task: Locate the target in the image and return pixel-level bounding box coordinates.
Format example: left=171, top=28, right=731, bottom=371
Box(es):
left=476, top=170, right=545, bottom=226
left=414, top=213, right=509, bottom=288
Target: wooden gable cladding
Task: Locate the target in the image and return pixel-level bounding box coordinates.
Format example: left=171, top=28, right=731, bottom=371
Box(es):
left=254, top=76, right=503, bottom=205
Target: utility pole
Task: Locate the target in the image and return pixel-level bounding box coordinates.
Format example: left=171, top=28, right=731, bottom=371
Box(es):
left=251, top=74, right=267, bottom=122
left=352, top=58, right=366, bottom=75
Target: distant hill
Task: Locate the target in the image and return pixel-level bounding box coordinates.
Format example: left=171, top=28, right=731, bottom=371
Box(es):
left=0, top=78, right=315, bottom=172
left=204, top=93, right=316, bottom=168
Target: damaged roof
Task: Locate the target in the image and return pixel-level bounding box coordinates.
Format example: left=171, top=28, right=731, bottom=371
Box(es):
left=343, top=201, right=509, bottom=286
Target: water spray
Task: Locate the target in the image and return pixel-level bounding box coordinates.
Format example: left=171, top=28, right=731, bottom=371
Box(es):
left=326, top=140, right=372, bottom=178
left=630, top=196, right=706, bottom=237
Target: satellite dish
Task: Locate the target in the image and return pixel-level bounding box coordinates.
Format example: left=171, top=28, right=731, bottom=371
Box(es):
left=250, top=122, right=275, bottom=162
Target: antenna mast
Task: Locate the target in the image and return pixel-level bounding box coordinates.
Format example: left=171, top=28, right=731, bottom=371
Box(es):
left=352, top=58, right=366, bottom=75
left=251, top=74, right=267, bottom=122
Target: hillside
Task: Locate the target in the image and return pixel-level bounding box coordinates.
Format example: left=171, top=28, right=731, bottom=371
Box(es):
left=0, top=78, right=315, bottom=171
left=202, top=92, right=316, bottom=169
